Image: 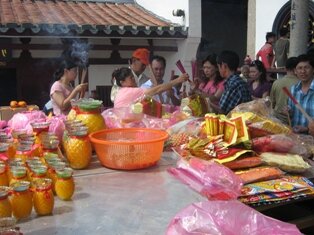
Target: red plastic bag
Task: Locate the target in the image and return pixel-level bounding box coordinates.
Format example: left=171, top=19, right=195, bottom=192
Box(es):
left=166, top=200, right=302, bottom=235
left=168, top=157, right=243, bottom=200
left=251, top=134, right=309, bottom=156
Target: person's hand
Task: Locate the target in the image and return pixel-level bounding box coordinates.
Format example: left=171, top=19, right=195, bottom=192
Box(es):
left=292, top=125, right=308, bottom=134
left=178, top=73, right=189, bottom=83
left=74, top=83, right=88, bottom=93
left=309, top=121, right=314, bottom=136
left=166, top=88, right=174, bottom=97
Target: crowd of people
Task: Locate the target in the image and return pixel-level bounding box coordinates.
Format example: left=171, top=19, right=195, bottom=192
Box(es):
left=48, top=29, right=314, bottom=137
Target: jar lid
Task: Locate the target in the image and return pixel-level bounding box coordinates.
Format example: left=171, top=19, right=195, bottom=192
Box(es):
left=11, top=181, right=30, bottom=192
left=56, top=167, right=73, bottom=178
left=11, top=129, right=27, bottom=139
left=10, top=166, right=27, bottom=177
left=30, top=121, right=50, bottom=129
left=0, top=143, right=9, bottom=152
left=31, top=166, right=47, bottom=175
left=32, top=178, right=52, bottom=190
left=0, top=217, right=17, bottom=230
left=0, top=186, right=10, bottom=198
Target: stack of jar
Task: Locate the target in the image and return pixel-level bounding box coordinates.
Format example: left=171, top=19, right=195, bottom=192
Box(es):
left=63, top=120, right=92, bottom=169
left=0, top=129, right=75, bottom=221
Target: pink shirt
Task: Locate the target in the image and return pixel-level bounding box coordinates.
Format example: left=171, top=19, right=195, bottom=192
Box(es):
left=199, top=80, right=225, bottom=96
left=114, top=87, right=146, bottom=108
left=50, top=81, right=73, bottom=115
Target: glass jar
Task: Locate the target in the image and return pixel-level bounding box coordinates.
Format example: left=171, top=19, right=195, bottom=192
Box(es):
left=9, top=167, right=28, bottom=186
left=14, top=144, right=32, bottom=163
left=32, top=178, right=54, bottom=216
left=55, top=168, right=75, bottom=201
left=9, top=181, right=33, bottom=220
left=64, top=127, right=92, bottom=169
left=30, top=166, right=47, bottom=182
left=47, top=161, right=65, bottom=194
left=0, top=143, right=9, bottom=162
left=30, top=121, right=50, bottom=145
left=0, top=164, right=8, bottom=187
left=41, top=135, right=60, bottom=157
left=0, top=187, right=12, bottom=218
left=0, top=136, right=15, bottom=159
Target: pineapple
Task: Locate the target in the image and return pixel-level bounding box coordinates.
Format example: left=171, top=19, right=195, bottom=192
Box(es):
left=165, top=133, right=190, bottom=149
left=76, top=112, right=105, bottom=134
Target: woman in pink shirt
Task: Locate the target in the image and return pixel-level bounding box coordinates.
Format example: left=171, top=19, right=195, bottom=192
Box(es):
left=113, top=67, right=189, bottom=108
left=191, top=54, right=225, bottom=105
left=50, top=60, right=87, bottom=115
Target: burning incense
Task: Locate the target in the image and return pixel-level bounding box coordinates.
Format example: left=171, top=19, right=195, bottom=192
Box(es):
left=282, top=87, right=313, bottom=123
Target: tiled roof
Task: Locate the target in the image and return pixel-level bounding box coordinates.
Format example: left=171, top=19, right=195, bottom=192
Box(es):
left=0, top=0, right=187, bottom=37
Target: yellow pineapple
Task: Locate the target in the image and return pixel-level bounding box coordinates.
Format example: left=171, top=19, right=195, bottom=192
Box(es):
left=0, top=187, right=12, bottom=217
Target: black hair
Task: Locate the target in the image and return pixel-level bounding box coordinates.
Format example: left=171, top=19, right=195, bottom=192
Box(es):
left=114, top=67, right=133, bottom=87
left=53, top=59, right=77, bottom=81
left=249, top=60, right=267, bottom=83
left=151, top=55, right=166, bottom=68
left=217, top=50, right=240, bottom=71
left=279, top=28, right=289, bottom=37
left=266, top=32, right=276, bottom=41
left=285, top=57, right=298, bottom=70
left=297, top=54, right=314, bottom=68
left=202, top=54, right=224, bottom=86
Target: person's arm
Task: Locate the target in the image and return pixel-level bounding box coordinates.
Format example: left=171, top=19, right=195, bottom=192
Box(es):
left=309, top=121, right=314, bottom=136
left=262, top=90, right=270, bottom=98
left=51, top=83, right=87, bottom=111
left=271, top=55, right=276, bottom=68
left=166, top=88, right=181, bottom=106
left=144, top=74, right=189, bottom=97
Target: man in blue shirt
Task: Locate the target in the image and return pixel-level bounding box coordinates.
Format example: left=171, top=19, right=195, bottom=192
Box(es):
left=210, top=50, right=252, bottom=114
left=288, top=54, right=314, bottom=133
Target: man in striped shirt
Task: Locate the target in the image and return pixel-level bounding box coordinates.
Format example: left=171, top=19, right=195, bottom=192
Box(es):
left=288, top=54, right=314, bottom=133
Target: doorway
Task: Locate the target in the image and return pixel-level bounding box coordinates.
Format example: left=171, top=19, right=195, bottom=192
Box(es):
left=0, top=69, right=17, bottom=106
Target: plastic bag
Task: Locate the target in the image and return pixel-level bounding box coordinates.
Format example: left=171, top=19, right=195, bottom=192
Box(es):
left=166, top=200, right=302, bottom=235
left=168, top=157, right=243, bottom=200
left=102, top=108, right=184, bottom=130
left=229, top=98, right=272, bottom=117
left=8, top=110, right=46, bottom=134
left=251, top=134, right=309, bottom=157
left=48, top=115, right=66, bottom=142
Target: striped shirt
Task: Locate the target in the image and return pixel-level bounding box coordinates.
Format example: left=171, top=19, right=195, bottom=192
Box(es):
left=219, top=74, right=252, bottom=114
left=288, top=79, right=314, bottom=127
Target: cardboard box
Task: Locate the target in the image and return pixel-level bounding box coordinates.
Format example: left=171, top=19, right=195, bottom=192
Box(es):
left=0, top=105, right=39, bottom=121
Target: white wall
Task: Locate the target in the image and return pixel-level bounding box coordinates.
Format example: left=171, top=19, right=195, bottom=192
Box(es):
left=136, top=0, right=189, bottom=26
left=255, top=0, right=288, bottom=52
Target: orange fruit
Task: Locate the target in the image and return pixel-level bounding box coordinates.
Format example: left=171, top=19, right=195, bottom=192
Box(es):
left=10, top=101, right=18, bottom=108
left=18, top=101, right=27, bottom=107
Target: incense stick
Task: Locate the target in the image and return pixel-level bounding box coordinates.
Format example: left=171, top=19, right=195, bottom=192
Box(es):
left=79, top=69, right=87, bottom=98
left=282, top=87, right=313, bottom=123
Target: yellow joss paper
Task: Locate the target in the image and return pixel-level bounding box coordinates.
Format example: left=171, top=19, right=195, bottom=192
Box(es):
left=218, top=119, right=225, bottom=135
left=223, top=119, right=238, bottom=147
left=230, top=116, right=249, bottom=144
left=204, top=113, right=215, bottom=136
left=212, top=116, right=219, bottom=136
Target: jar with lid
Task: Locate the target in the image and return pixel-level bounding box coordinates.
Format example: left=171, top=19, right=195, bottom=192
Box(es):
left=64, top=126, right=92, bottom=169
left=55, top=168, right=75, bottom=200
left=14, top=144, right=32, bottom=163
left=9, top=166, right=28, bottom=186
left=0, top=186, right=12, bottom=218
left=9, top=181, right=33, bottom=220
left=32, top=178, right=54, bottom=216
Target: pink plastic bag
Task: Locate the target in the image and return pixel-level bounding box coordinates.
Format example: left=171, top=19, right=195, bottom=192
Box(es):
left=48, top=115, right=66, bottom=142
left=8, top=110, right=46, bottom=133
left=168, top=157, right=243, bottom=200
left=166, top=200, right=302, bottom=235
